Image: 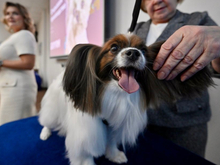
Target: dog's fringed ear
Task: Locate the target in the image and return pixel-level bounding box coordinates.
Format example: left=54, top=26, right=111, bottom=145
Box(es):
left=140, top=41, right=215, bottom=109
left=63, top=44, right=102, bottom=115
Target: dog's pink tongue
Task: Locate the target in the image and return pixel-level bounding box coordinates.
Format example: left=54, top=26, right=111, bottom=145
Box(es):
left=118, top=68, right=139, bottom=94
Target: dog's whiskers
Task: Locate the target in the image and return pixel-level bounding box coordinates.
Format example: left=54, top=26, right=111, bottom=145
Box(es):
left=146, top=61, right=154, bottom=65
left=145, top=65, right=156, bottom=78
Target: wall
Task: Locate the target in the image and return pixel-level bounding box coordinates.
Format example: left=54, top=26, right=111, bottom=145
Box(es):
left=0, top=25, right=10, bottom=43
left=37, top=0, right=64, bottom=87
left=207, top=78, right=220, bottom=164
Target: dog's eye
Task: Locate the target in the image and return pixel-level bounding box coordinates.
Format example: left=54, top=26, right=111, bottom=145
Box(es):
left=110, top=44, right=119, bottom=53
left=140, top=49, right=147, bottom=55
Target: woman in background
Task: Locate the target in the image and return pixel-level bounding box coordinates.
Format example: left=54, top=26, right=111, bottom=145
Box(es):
left=0, top=2, right=37, bottom=125
left=134, top=0, right=218, bottom=157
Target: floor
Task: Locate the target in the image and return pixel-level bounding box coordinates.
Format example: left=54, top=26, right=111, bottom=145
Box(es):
left=36, top=89, right=47, bottom=112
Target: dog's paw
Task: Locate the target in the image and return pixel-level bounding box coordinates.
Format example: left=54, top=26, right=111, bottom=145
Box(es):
left=82, top=158, right=96, bottom=165
left=40, top=127, right=51, bottom=140
left=70, top=157, right=96, bottom=165
left=106, top=150, right=128, bottom=164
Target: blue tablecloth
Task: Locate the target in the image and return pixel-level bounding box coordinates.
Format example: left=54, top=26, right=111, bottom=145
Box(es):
left=0, top=116, right=214, bottom=165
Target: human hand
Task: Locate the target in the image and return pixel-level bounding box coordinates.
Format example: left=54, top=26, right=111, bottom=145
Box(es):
left=153, top=26, right=220, bottom=81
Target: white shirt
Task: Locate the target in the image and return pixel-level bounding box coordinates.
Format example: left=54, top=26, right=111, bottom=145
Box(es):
left=146, top=22, right=168, bottom=46
left=0, top=30, right=37, bottom=125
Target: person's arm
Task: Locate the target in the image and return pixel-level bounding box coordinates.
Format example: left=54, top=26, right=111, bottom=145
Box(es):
left=1, top=54, right=35, bottom=70
left=212, top=58, right=220, bottom=73
left=153, top=25, right=220, bottom=81
left=0, top=31, right=37, bottom=70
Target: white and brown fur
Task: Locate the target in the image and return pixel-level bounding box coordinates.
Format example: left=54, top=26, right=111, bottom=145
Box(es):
left=39, top=34, right=213, bottom=165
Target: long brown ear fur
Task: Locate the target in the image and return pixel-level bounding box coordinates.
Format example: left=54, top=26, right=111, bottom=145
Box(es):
left=139, top=41, right=215, bottom=108
left=63, top=44, right=102, bottom=115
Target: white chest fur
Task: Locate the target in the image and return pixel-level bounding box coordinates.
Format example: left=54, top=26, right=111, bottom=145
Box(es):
left=100, top=80, right=147, bottom=146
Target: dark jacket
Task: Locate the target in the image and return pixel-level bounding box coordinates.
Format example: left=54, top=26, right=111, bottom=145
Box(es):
left=133, top=10, right=217, bottom=127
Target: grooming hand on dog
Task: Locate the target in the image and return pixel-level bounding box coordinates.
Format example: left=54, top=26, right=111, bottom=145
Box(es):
left=154, top=26, right=220, bottom=81
left=38, top=33, right=213, bottom=165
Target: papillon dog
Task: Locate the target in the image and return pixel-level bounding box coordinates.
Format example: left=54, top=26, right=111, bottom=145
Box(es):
left=39, top=34, right=213, bottom=165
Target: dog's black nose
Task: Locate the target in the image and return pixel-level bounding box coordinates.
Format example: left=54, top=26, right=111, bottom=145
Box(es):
left=125, top=49, right=140, bottom=61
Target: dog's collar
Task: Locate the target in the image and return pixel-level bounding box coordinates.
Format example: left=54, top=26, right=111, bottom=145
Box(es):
left=102, top=119, right=109, bottom=126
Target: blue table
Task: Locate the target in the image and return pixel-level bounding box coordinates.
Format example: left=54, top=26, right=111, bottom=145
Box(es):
left=0, top=116, right=214, bottom=165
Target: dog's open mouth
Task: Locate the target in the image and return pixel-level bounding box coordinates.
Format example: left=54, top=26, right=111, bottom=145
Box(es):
left=113, top=68, right=139, bottom=94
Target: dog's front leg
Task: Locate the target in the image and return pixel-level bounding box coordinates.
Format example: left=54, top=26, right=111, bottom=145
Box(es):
left=67, top=154, right=96, bottom=165
left=65, top=135, right=97, bottom=165
left=40, top=126, right=52, bottom=140
left=105, top=138, right=128, bottom=164
left=65, top=115, right=107, bottom=165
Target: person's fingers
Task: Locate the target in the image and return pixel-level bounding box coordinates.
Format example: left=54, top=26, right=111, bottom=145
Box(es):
left=180, top=51, right=212, bottom=81
left=180, top=31, right=220, bottom=81
left=153, top=31, right=183, bottom=71
left=154, top=26, right=220, bottom=81
left=156, top=35, right=196, bottom=80
left=166, top=42, right=204, bottom=80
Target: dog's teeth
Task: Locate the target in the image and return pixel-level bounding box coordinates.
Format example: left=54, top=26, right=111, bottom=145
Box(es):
left=116, top=69, right=120, bottom=79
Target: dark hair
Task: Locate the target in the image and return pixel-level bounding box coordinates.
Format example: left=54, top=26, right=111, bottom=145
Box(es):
left=2, top=1, right=35, bottom=33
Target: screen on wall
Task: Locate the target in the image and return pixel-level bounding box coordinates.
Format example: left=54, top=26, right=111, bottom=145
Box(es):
left=50, top=0, right=104, bottom=58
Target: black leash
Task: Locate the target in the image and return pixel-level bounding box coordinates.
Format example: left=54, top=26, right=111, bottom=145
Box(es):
left=128, top=0, right=142, bottom=33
